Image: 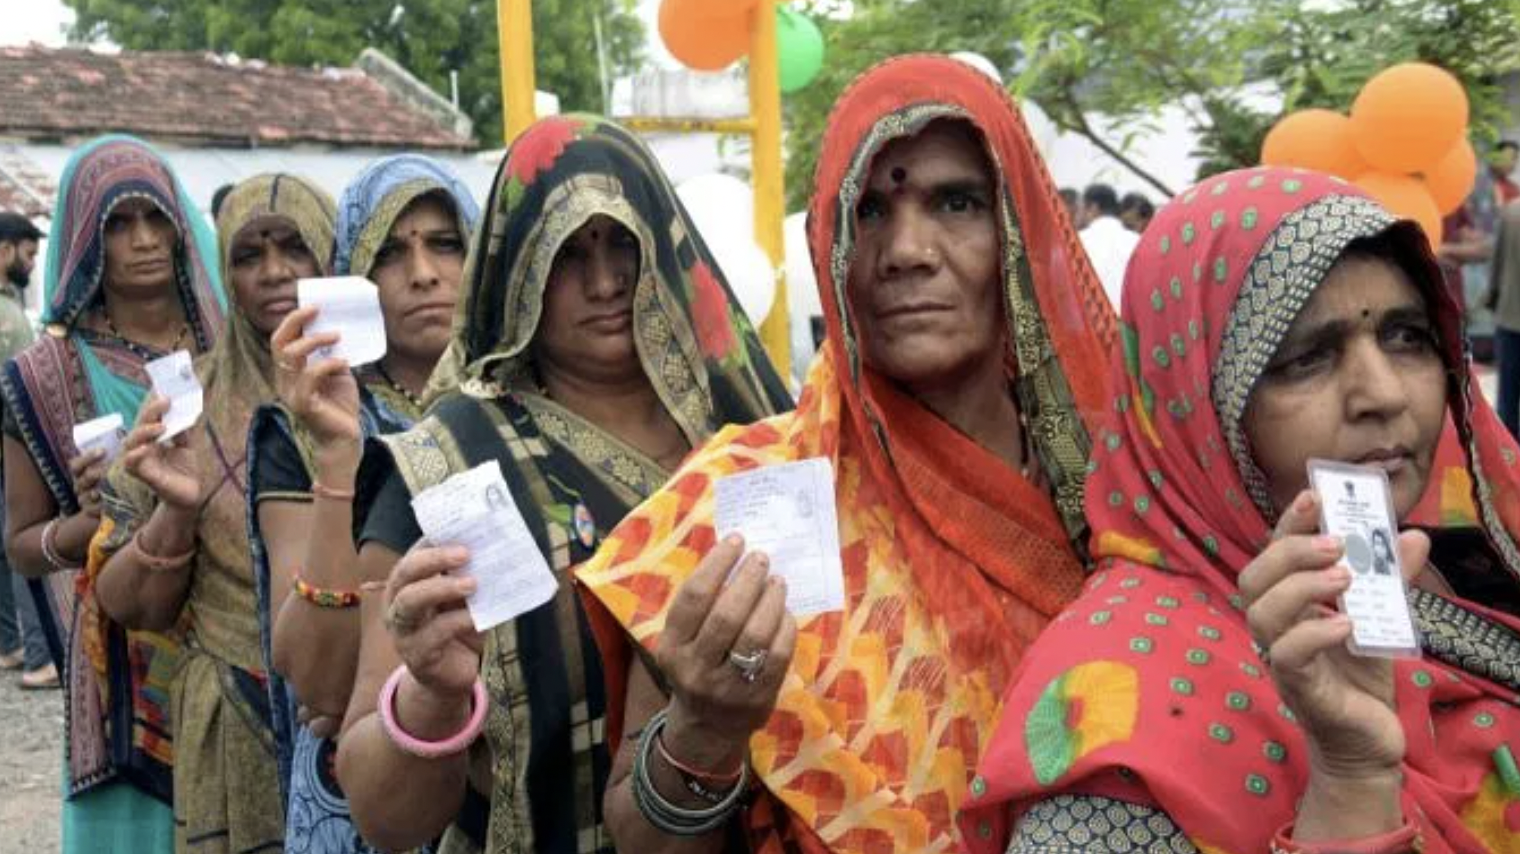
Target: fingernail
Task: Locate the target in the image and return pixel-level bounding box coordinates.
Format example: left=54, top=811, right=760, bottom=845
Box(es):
left=459, top=578, right=478, bottom=594
left=724, top=534, right=742, bottom=548
left=1313, top=535, right=1342, bottom=553
left=1296, top=492, right=1317, bottom=513
left=1324, top=566, right=1351, bottom=584
left=771, top=575, right=787, bottom=591
left=447, top=547, right=469, bottom=561
left=755, top=553, right=770, bottom=570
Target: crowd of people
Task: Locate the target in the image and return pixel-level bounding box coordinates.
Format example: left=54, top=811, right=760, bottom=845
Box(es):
left=0, top=53, right=1516, bottom=854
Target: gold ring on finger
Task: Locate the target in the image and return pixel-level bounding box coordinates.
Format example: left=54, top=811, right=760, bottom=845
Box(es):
left=727, top=648, right=767, bottom=684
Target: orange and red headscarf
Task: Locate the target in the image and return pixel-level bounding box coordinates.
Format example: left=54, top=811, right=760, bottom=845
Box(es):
left=961, top=168, right=1520, bottom=853
left=577, top=54, right=1115, bottom=853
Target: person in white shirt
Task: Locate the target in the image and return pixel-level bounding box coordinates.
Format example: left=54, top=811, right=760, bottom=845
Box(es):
left=1078, top=183, right=1140, bottom=307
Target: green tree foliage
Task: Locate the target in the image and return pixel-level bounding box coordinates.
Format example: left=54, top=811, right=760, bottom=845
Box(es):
left=63, top=0, right=644, bottom=146
left=784, top=0, right=1520, bottom=203
left=782, top=0, right=1024, bottom=210
left=1195, top=0, right=1520, bottom=176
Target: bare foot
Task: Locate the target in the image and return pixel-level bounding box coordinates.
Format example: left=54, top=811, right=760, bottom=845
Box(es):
left=19, top=664, right=58, bottom=691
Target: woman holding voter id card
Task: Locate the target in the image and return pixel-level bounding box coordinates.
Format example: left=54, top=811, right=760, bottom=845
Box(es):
left=577, top=55, right=1117, bottom=854
left=334, top=115, right=791, bottom=853
left=0, top=134, right=223, bottom=854
left=93, top=173, right=337, bottom=854
left=246, top=155, right=479, bottom=854
left=961, top=167, right=1520, bottom=854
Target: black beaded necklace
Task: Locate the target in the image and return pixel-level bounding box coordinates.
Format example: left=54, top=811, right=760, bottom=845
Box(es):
left=375, top=361, right=425, bottom=410
left=99, top=306, right=190, bottom=360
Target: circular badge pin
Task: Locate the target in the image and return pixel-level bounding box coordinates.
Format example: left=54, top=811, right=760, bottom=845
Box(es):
left=573, top=503, right=596, bottom=549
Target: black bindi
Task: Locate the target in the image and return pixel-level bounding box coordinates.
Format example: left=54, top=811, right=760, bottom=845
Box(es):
left=1361, top=308, right=1372, bottom=319
left=890, top=166, right=907, bottom=184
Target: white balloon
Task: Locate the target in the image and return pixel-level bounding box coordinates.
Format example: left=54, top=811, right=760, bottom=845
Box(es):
left=709, top=234, right=777, bottom=325
left=783, top=212, right=820, bottom=319
left=950, top=51, right=1002, bottom=84
left=677, top=172, right=754, bottom=250
left=677, top=171, right=776, bottom=323
left=783, top=211, right=822, bottom=384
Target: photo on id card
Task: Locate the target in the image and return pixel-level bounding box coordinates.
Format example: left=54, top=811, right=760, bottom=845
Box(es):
left=1306, top=459, right=1420, bottom=659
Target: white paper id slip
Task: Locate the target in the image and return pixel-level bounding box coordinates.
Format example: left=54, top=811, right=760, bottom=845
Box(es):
left=1307, top=459, right=1420, bottom=658
left=143, top=350, right=202, bottom=443
left=714, top=457, right=845, bottom=617
left=410, top=460, right=558, bottom=632
left=71, top=413, right=125, bottom=463
left=297, top=276, right=387, bottom=367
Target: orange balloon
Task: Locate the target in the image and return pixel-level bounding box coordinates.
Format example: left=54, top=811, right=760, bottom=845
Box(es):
left=1351, top=63, right=1469, bottom=174
left=1424, top=138, right=1477, bottom=215
left=659, top=0, right=756, bottom=71
left=1260, top=109, right=1367, bottom=179
left=1354, top=171, right=1443, bottom=244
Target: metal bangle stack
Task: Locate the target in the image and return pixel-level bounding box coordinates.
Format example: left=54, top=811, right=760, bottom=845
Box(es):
left=632, top=707, right=749, bottom=836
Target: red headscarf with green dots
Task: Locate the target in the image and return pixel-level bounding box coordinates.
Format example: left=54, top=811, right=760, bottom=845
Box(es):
left=960, top=167, right=1520, bottom=854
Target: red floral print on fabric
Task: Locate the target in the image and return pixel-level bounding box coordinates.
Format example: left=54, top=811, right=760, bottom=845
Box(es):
left=505, top=116, right=583, bottom=186
left=691, top=261, right=739, bottom=360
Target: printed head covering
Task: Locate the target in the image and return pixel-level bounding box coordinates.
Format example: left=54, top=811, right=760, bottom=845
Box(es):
left=332, top=153, right=481, bottom=278
left=961, top=167, right=1520, bottom=854
left=43, top=134, right=224, bottom=342
left=578, top=55, right=1116, bottom=854
left=203, top=173, right=337, bottom=463
left=807, top=53, right=1117, bottom=551
left=424, top=113, right=790, bottom=429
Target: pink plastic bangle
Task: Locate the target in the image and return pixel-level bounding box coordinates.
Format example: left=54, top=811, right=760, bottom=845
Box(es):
left=378, top=665, right=488, bottom=759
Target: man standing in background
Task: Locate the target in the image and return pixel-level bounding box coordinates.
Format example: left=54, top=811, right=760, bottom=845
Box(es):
left=1491, top=141, right=1519, bottom=206
left=0, top=213, right=54, bottom=689
left=1078, top=183, right=1139, bottom=307
left=1119, top=191, right=1155, bottom=234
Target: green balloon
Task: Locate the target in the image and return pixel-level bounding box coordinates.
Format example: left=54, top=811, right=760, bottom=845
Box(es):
left=777, top=6, right=824, bottom=94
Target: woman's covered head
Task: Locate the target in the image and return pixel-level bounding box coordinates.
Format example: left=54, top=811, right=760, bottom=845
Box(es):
left=334, top=154, right=480, bottom=368
left=217, top=174, right=336, bottom=338
left=1242, top=229, right=1448, bottom=519
left=533, top=212, right=643, bottom=387
left=1082, top=167, right=1473, bottom=579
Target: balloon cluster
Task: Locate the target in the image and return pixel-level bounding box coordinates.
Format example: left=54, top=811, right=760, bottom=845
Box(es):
left=658, top=0, right=825, bottom=93
left=1261, top=63, right=1474, bottom=241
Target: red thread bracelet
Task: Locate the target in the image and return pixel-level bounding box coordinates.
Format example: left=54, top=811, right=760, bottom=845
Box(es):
left=654, top=729, right=743, bottom=784
left=1271, top=821, right=1423, bottom=854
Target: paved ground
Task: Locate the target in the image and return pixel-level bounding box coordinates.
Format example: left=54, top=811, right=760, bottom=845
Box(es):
left=0, top=666, right=62, bottom=854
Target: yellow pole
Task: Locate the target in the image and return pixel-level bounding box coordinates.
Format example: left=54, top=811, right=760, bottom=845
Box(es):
left=748, top=0, right=791, bottom=378
left=499, top=0, right=537, bottom=145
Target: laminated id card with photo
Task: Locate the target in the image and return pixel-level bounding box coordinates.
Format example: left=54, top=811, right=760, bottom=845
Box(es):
left=1306, top=459, right=1420, bottom=658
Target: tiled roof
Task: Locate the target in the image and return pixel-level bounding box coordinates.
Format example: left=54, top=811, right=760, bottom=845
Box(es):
left=0, top=148, right=56, bottom=218
left=0, top=45, right=472, bottom=150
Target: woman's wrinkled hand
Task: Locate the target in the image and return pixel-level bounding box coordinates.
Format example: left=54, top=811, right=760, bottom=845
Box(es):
left=272, top=306, right=361, bottom=459
left=382, top=544, right=482, bottom=702
left=67, top=447, right=109, bottom=516
left=655, top=535, right=797, bottom=769
left=1239, top=489, right=1427, bottom=782
left=121, top=395, right=201, bottom=511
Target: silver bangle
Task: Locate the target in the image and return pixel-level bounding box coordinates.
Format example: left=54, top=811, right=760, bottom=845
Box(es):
left=40, top=518, right=81, bottom=572
left=631, top=707, right=747, bottom=836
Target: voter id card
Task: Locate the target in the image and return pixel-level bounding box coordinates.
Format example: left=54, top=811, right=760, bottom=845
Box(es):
left=1306, top=459, right=1420, bottom=658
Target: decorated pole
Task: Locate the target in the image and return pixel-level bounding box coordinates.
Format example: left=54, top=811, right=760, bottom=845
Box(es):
left=499, top=0, right=537, bottom=145
left=748, top=0, right=791, bottom=377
